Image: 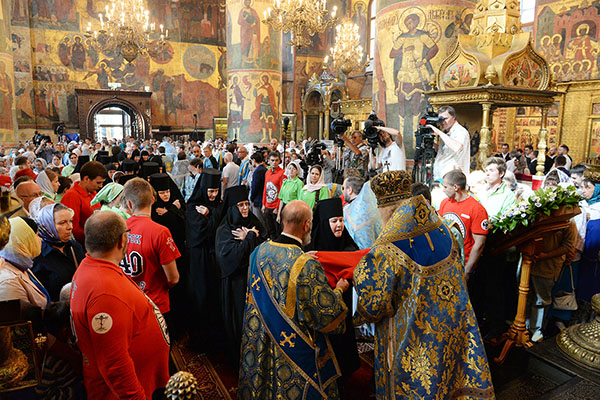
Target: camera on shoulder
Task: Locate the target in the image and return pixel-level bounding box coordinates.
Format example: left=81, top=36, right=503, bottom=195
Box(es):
left=362, top=111, right=385, bottom=149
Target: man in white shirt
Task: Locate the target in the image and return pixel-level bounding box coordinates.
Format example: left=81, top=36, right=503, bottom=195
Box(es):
left=373, top=126, right=406, bottom=172
left=221, top=152, right=240, bottom=196
left=429, top=105, right=471, bottom=181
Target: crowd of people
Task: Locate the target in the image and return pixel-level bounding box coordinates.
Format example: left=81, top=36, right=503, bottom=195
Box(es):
left=0, top=104, right=599, bottom=399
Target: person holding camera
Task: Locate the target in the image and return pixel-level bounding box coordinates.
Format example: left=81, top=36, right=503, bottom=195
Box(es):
left=341, top=130, right=370, bottom=178
left=429, top=105, right=471, bottom=181
left=371, top=126, right=406, bottom=172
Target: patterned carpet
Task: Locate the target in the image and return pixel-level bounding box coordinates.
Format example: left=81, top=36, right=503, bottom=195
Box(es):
left=170, top=340, right=375, bottom=399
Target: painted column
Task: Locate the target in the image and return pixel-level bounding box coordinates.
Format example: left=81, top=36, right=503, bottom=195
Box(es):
left=226, top=0, right=282, bottom=143
left=0, top=1, right=17, bottom=143
left=373, top=0, right=476, bottom=159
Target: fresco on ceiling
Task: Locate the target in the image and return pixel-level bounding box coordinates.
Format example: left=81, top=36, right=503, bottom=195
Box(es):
left=372, top=1, right=476, bottom=158
left=535, top=0, right=600, bottom=81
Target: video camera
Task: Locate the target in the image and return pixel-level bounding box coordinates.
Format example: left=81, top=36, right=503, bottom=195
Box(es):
left=363, top=111, right=385, bottom=150
left=305, top=140, right=327, bottom=166
left=33, top=131, right=51, bottom=146
left=330, top=117, right=352, bottom=146
left=415, top=110, right=445, bottom=159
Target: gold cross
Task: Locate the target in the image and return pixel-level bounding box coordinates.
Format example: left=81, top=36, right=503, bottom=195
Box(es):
left=280, top=331, right=296, bottom=348
left=251, top=274, right=261, bottom=291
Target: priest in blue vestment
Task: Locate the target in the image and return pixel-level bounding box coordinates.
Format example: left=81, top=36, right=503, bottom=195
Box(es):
left=238, top=200, right=350, bottom=399
left=354, top=170, right=494, bottom=399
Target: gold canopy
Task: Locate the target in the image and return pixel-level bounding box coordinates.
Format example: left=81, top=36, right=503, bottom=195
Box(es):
left=426, top=0, right=561, bottom=172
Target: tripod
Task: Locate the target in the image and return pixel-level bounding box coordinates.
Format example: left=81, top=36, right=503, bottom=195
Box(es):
left=412, top=145, right=436, bottom=187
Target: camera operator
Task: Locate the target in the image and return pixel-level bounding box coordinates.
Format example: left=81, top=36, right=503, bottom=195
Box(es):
left=370, top=126, right=406, bottom=172
left=340, top=130, right=369, bottom=178
left=428, top=105, right=470, bottom=181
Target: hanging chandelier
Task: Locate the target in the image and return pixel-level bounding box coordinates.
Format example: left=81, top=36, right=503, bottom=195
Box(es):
left=263, top=0, right=338, bottom=48
left=85, top=0, right=169, bottom=63
left=329, top=20, right=367, bottom=75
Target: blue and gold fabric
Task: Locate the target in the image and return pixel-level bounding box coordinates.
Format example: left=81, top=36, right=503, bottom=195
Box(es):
left=354, top=195, right=494, bottom=399
left=344, top=181, right=383, bottom=249
left=238, top=241, right=348, bottom=400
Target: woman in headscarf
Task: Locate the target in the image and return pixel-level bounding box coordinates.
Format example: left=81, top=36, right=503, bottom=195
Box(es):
left=49, top=154, right=64, bottom=170
left=186, top=168, right=223, bottom=351
left=306, top=197, right=360, bottom=391
left=0, top=217, right=49, bottom=309
left=216, top=185, right=267, bottom=366
left=171, top=151, right=190, bottom=192
left=32, top=203, right=85, bottom=302
left=28, top=195, right=55, bottom=219
left=150, top=172, right=187, bottom=339
left=36, top=169, right=60, bottom=200
left=299, top=164, right=330, bottom=209
left=33, top=157, right=48, bottom=174
left=61, top=152, right=78, bottom=177
left=90, top=182, right=129, bottom=220
left=577, top=178, right=600, bottom=303
left=275, top=160, right=303, bottom=222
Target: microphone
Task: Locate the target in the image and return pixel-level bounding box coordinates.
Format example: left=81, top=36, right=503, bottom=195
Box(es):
left=283, top=116, right=290, bottom=131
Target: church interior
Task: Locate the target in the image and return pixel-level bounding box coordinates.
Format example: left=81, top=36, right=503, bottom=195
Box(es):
left=0, top=0, right=597, bottom=165
left=1, top=0, right=600, bottom=399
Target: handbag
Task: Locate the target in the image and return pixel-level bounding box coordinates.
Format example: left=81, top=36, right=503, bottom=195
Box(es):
left=553, top=264, right=578, bottom=311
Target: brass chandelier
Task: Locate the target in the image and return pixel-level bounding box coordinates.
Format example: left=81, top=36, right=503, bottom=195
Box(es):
left=330, top=19, right=366, bottom=75
left=85, top=0, right=169, bottom=63
left=263, top=0, right=338, bottom=48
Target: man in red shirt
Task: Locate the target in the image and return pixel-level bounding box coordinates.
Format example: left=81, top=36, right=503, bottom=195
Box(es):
left=61, top=161, right=107, bottom=244
left=261, top=151, right=285, bottom=239
left=120, top=178, right=180, bottom=315
left=70, top=211, right=170, bottom=400
left=439, top=170, right=489, bottom=280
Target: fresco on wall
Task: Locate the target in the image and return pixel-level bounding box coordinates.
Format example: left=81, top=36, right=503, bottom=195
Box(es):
left=9, top=0, right=227, bottom=132
left=12, top=0, right=80, bottom=31
left=226, top=0, right=282, bottom=142
left=373, top=1, right=476, bottom=158
left=441, top=56, right=478, bottom=89
left=0, top=2, right=16, bottom=136
left=227, top=70, right=281, bottom=142
left=535, top=1, right=600, bottom=81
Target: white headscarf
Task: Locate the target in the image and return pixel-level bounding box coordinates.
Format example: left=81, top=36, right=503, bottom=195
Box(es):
left=36, top=170, right=56, bottom=199
left=303, top=165, right=327, bottom=192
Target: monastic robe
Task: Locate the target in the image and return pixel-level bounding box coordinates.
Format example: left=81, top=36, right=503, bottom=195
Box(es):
left=238, top=236, right=348, bottom=399
left=354, top=196, right=494, bottom=400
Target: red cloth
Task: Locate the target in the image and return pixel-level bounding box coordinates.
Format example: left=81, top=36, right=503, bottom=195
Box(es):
left=0, top=175, right=12, bottom=188
left=14, top=167, right=37, bottom=180
left=70, top=256, right=170, bottom=400
left=120, top=216, right=181, bottom=313
left=262, top=166, right=285, bottom=209
left=61, top=182, right=100, bottom=244
left=315, top=249, right=371, bottom=288
left=439, top=196, right=488, bottom=267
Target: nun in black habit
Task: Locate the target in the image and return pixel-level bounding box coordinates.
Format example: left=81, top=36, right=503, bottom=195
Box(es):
left=307, top=197, right=360, bottom=391
left=186, top=168, right=224, bottom=351
left=215, top=185, right=267, bottom=366
left=150, top=173, right=188, bottom=339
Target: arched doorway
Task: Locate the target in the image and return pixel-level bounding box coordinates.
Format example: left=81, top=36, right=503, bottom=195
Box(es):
left=75, top=89, right=152, bottom=141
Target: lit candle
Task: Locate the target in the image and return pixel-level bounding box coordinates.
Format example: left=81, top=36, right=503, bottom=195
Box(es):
left=165, top=29, right=168, bottom=38
left=332, top=6, right=337, bottom=18
left=160, top=24, right=164, bottom=33
left=99, top=13, right=103, bottom=24
left=264, top=10, right=267, bottom=19
left=324, top=56, right=329, bottom=64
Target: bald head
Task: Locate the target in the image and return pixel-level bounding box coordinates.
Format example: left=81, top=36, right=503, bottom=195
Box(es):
left=85, top=211, right=127, bottom=256
left=281, top=200, right=313, bottom=245
left=15, top=181, right=42, bottom=211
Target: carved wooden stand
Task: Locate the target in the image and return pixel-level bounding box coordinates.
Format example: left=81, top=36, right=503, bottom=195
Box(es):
left=488, top=206, right=581, bottom=364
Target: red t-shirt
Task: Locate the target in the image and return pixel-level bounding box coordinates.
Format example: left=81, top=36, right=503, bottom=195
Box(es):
left=119, top=216, right=181, bottom=313
left=70, top=256, right=170, bottom=400
left=262, top=166, right=285, bottom=209
left=61, top=182, right=100, bottom=244
left=0, top=175, right=12, bottom=188
left=439, top=196, right=489, bottom=266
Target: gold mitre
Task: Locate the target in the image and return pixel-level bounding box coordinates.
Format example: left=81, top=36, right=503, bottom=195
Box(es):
left=370, top=170, right=413, bottom=207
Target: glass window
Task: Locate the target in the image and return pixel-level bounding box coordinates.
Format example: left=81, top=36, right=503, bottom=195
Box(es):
left=520, top=0, right=536, bottom=24
left=369, top=0, right=377, bottom=60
